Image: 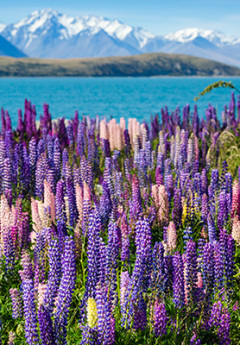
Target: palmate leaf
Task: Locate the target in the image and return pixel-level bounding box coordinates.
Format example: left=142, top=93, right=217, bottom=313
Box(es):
left=194, top=80, right=240, bottom=101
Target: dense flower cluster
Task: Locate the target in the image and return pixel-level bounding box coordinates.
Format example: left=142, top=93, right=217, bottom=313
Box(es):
left=0, top=95, right=240, bottom=344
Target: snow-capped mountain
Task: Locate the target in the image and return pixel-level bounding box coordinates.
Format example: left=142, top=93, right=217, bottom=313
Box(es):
left=0, top=9, right=154, bottom=58
left=1, top=9, right=240, bottom=66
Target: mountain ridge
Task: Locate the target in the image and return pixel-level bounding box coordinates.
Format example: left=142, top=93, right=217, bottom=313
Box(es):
left=1, top=9, right=240, bottom=66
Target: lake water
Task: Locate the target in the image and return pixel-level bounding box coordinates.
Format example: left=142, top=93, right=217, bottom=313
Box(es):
left=0, top=77, right=240, bottom=128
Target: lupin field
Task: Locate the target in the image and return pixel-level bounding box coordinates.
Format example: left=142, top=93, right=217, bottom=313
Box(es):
left=1, top=95, right=240, bottom=345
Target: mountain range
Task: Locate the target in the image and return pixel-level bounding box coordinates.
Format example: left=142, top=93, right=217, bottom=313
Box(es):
left=0, top=9, right=240, bottom=67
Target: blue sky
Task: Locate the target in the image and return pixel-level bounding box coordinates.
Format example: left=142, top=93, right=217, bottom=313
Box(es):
left=0, top=0, right=239, bottom=36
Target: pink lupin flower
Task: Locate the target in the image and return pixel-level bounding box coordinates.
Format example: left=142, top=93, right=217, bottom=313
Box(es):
left=231, top=180, right=240, bottom=218
left=232, top=216, right=240, bottom=244
left=167, top=221, right=177, bottom=251
left=31, top=198, right=42, bottom=233
left=76, top=184, right=83, bottom=225
left=158, top=185, right=169, bottom=224
left=197, top=271, right=203, bottom=289
left=100, top=119, right=109, bottom=140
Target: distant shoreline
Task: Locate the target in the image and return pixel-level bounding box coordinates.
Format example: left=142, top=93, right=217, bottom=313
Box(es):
left=0, top=52, right=239, bottom=77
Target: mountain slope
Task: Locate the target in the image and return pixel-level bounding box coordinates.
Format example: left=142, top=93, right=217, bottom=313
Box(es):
left=0, top=52, right=239, bottom=77
left=1, top=9, right=240, bottom=66
left=0, top=34, right=26, bottom=57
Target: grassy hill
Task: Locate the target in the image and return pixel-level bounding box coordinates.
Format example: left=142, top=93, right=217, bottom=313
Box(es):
left=0, top=52, right=240, bottom=77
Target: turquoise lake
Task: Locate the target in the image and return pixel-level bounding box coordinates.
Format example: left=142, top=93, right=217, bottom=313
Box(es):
left=0, top=77, right=240, bottom=127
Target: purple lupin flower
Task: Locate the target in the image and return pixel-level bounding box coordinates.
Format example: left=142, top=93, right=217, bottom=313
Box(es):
left=61, top=148, right=69, bottom=180
left=124, top=219, right=152, bottom=330
left=225, top=235, right=235, bottom=291
left=154, top=301, right=167, bottom=338
left=124, top=129, right=131, bottom=157
left=217, top=191, right=228, bottom=231
left=155, top=166, right=164, bottom=186
left=100, top=181, right=112, bottom=227
left=172, top=188, right=182, bottom=228
left=213, top=241, right=224, bottom=290
left=218, top=308, right=231, bottom=345
left=3, top=158, right=12, bottom=192
left=190, top=334, right=201, bottom=345
left=185, top=240, right=198, bottom=305
left=9, top=288, right=23, bottom=319
left=43, top=239, right=62, bottom=314
left=96, top=283, right=115, bottom=345
left=207, top=213, right=216, bottom=243
left=106, top=221, right=121, bottom=300
left=129, top=174, right=143, bottom=224
left=120, top=212, right=130, bottom=262
left=201, top=169, right=208, bottom=195
left=22, top=279, right=39, bottom=345
left=202, top=242, right=215, bottom=302
left=38, top=304, right=55, bottom=345
left=53, top=137, right=61, bottom=181
left=201, top=193, right=208, bottom=224
left=85, top=211, right=101, bottom=299
left=54, top=236, right=76, bottom=345
left=66, top=177, right=78, bottom=228
left=172, top=252, right=185, bottom=308
left=225, top=172, right=232, bottom=214
left=3, top=229, right=15, bottom=272
left=151, top=242, right=165, bottom=299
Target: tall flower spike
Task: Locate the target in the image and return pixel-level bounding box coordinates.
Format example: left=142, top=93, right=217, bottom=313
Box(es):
left=185, top=240, right=198, bottom=305
left=22, top=279, right=39, bottom=345
left=38, top=304, right=55, bottom=345
left=43, top=239, right=62, bottom=314
left=154, top=301, right=167, bottom=338
left=167, top=221, right=177, bottom=251
left=9, top=288, right=23, bottom=319
left=54, top=237, right=76, bottom=345
left=172, top=252, right=185, bottom=308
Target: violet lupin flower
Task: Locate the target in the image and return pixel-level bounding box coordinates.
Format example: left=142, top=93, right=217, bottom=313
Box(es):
left=154, top=301, right=167, bottom=338
left=3, top=229, right=15, bottom=272
left=54, top=236, right=76, bottom=345
left=66, top=177, right=78, bottom=228
left=172, top=252, right=185, bottom=309
left=85, top=212, right=101, bottom=299
left=202, top=242, right=215, bottom=303
left=207, top=213, right=216, bottom=243
left=120, top=212, right=130, bottom=262
left=218, top=308, right=231, bottom=345
left=3, top=158, right=12, bottom=192
left=225, top=235, right=235, bottom=291
left=106, top=221, right=121, bottom=300
left=172, top=189, right=182, bottom=228
left=43, top=239, right=62, bottom=314
left=217, top=191, right=228, bottom=231
left=213, top=241, right=224, bottom=291
left=185, top=240, right=198, bottom=305
left=201, top=193, right=208, bottom=224
left=225, top=172, right=233, bottom=214
left=100, top=181, right=112, bottom=227
left=53, top=137, right=61, bottom=181
left=38, top=304, right=55, bottom=345
left=151, top=242, right=165, bottom=299
left=96, top=283, right=115, bottom=345
left=9, top=288, right=23, bottom=319
left=22, top=279, right=39, bottom=345
left=129, top=174, right=143, bottom=224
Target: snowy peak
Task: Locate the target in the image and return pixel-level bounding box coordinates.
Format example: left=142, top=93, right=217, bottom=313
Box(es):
left=165, top=28, right=240, bottom=46
left=3, top=8, right=154, bottom=44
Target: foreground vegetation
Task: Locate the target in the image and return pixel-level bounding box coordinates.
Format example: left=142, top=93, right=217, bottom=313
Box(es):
left=0, top=94, right=240, bottom=344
